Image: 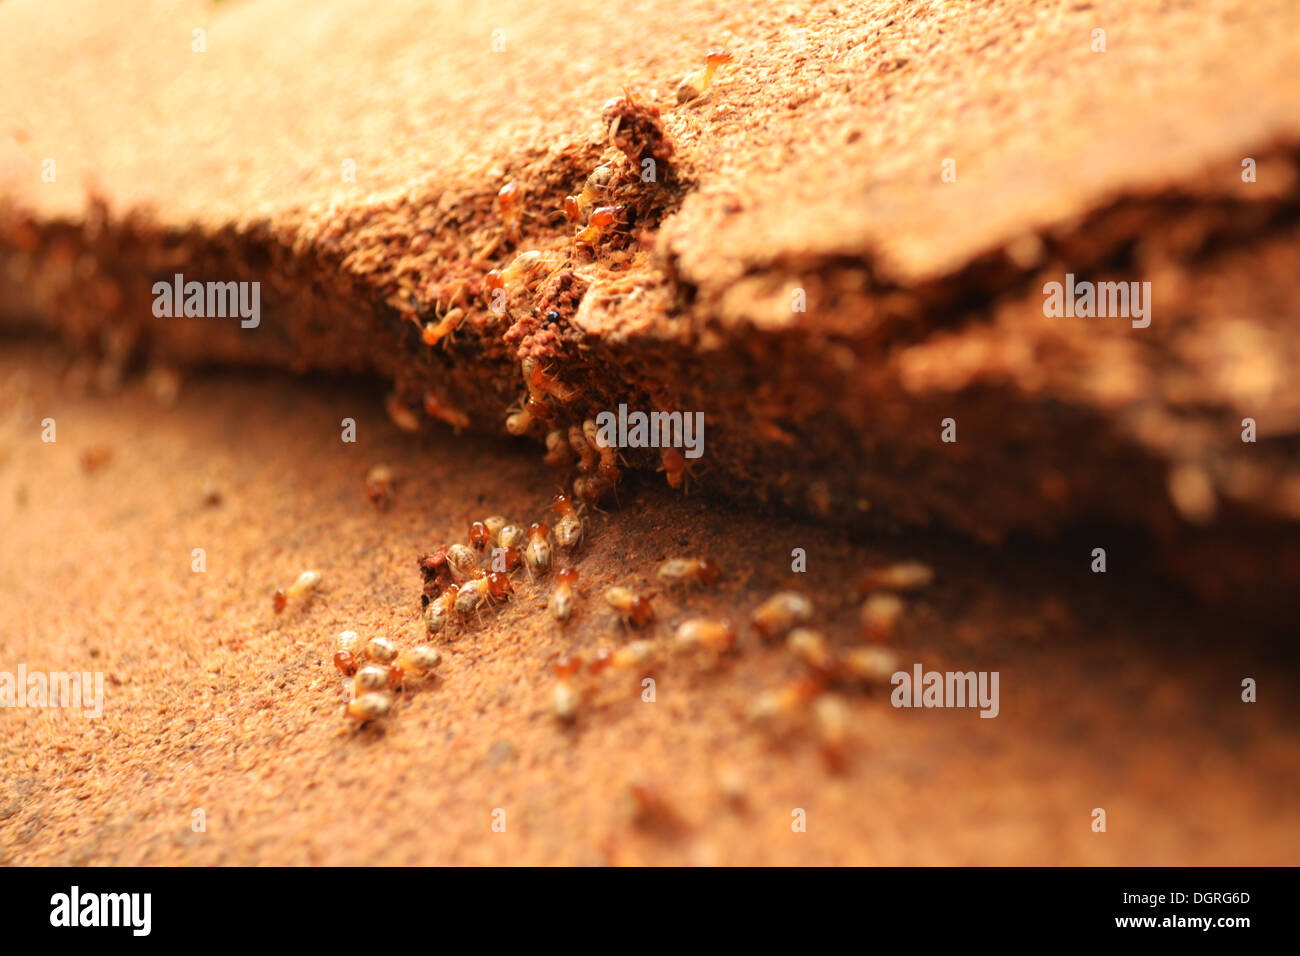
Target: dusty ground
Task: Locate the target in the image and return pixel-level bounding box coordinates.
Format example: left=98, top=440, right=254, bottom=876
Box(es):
left=1, top=0, right=1298, bottom=865
left=4, top=0, right=1300, bottom=570
left=1, top=341, right=1296, bottom=865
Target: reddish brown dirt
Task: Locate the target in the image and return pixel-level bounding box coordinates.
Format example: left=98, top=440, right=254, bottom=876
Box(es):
left=1, top=343, right=1297, bottom=865
left=3, top=0, right=1299, bottom=587
left=1, top=0, right=1299, bottom=865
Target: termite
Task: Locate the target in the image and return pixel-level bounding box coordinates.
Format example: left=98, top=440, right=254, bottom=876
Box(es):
left=608, top=639, right=657, bottom=670
left=656, top=557, right=719, bottom=589
left=498, top=180, right=521, bottom=244
left=573, top=473, right=616, bottom=506
left=505, top=398, right=535, bottom=436
left=570, top=424, right=599, bottom=474
left=400, top=645, right=442, bottom=674
left=842, top=647, right=899, bottom=687
left=337, top=631, right=361, bottom=656
left=551, top=493, right=583, bottom=551
left=524, top=523, right=553, bottom=578
left=347, top=691, right=393, bottom=724
left=491, top=545, right=523, bottom=573
left=746, top=677, right=822, bottom=725
left=553, top=654, right=583, bottom=678
left=553, top=681, right=579, bottom=722
left=750, top=591, right=812, bottom=640
left=575, top=205, right=625, bottom=246
left=333, top=649, right=358, bottom=677
left=565, top=164, right=614, bottom=223
left=364, top=465, right=395, bottom=509
left=814, top=693, right=851, bottom=770
left=860, top=594, right=904, bottom=643
left=581, top=418, right=620, bottom=483
left=421, top=307, right=465, bottom=348
left=523, top=357, right=581, bottom=404
left=423, top=391, right=471, bottom=432
left=786, top=628, right=835, bottom=677
left=457, top=571, right=514, bottom=617
left=356, top=665, right=390, bottom=694
left=425, top=585, right=460, bottom=635
left=676, top=48, right=735, bottom=103
left=484, top=250, right=557, bottom=298
left=859, top=561, right=935, bottom=593
left=273, top=569, right=323, bottom=614
left=469, top=520, right=491, bottom=553
left=604, top=586, right=654, bottom=627
left=386, top=395, right=422, bottom=432
left=552, top=566, right=579, bottom=621
left=498, top=524, right=526, bottom=552
left=673, top=618, right=736, bottom=653
left=483, top=515, right=508, bottom=542
left=544, top=429, right=573, bottom=470
left=659, top=447, right=694, bottom=492
left=445, top=544, right=479, bottom=583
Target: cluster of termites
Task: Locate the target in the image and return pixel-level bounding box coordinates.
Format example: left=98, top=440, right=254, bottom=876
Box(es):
left=549, top=639, right=661, bottom=722
left=739, top=561, right=935, bottom=768
left=334, top=629, right=444, bottom=726
left=542, top=554, right=933, bottom=767
left=418, top=493, right=594, bottom=639
left=478, top=98, right=698, bottom=498
left=547, top=555, right=723, bottom=723
left=398, top=60, right=739, bottom=495
left=361, top=53, right=936, bottom=774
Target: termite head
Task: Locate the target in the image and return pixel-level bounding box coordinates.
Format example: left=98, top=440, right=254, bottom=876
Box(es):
left=588, top=205, right=624, bottom=229
left=705, top=49, right=734, bottom=68
left=563, top=195, right=581, bottom=223
left=498, top=180, right=519, bottom=211
left=551, top=492, right=576, bottom=516
left=334, top=649, right=358, bottom=676
left=469, top=521, right=490, bottom=552
left=485, top=571, right=513, bottom=600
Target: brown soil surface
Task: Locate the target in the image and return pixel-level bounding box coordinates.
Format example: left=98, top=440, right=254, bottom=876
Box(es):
left=2, top=342, right=1298, bottom=865
left=1, top=0, right=1298, bottom=864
